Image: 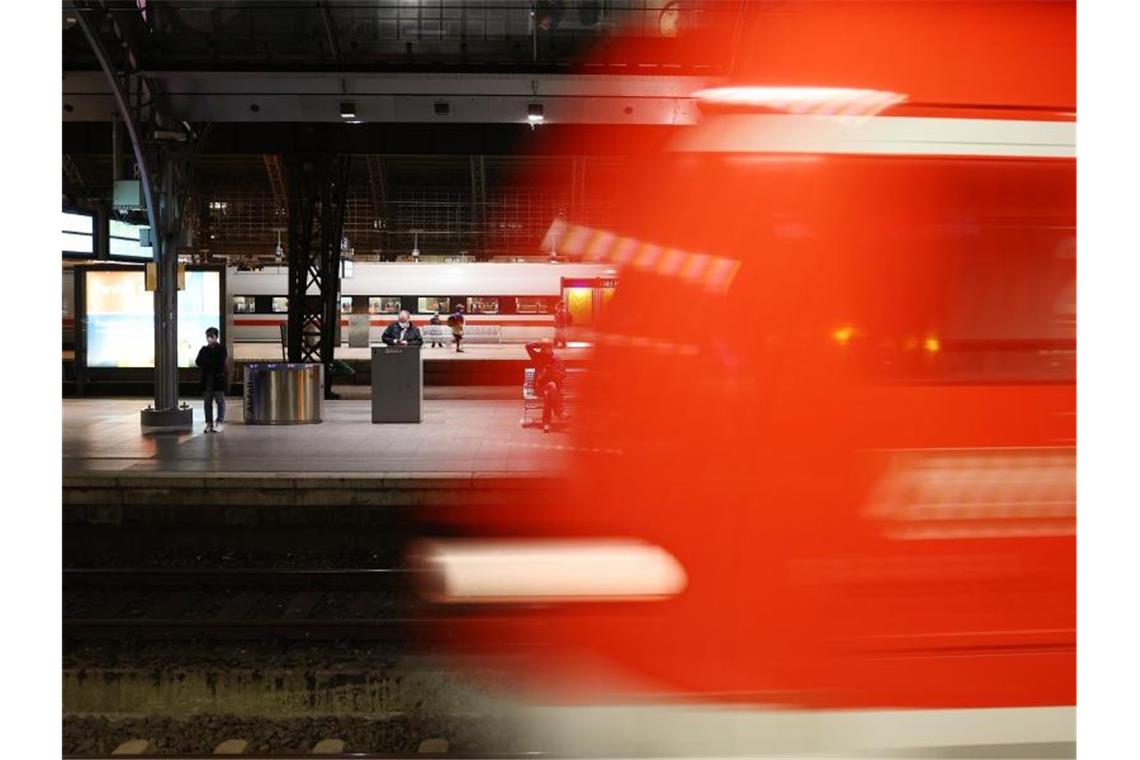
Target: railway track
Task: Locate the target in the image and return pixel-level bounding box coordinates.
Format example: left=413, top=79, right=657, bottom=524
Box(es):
left=63, top=567, right=440, bottom=642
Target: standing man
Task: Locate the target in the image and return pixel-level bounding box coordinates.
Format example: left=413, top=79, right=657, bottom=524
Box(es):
left=553, top=301, right=571, bottom=348
left=195, top=327, right=228, bottom=433
left=525, top=338, right=566, bottom=433
left=381, top=309, right=424, bottom=346
left=448, top=303, right=466, bottom=353
left=428, top=311, right=444, bottom=348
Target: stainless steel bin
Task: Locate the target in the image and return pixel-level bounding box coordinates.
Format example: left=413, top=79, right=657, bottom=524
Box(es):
left=243, top=363, right=324, bottom=424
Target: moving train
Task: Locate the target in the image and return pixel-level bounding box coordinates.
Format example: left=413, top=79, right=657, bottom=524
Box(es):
left=407, top=1, right=1077, bottom=756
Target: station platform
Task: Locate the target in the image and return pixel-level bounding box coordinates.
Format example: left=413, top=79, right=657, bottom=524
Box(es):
left=63, top=342, right=591, bottom=395
left=63, top=397, right=568, bottom=527
left=64, top=397, right=568, bottom=475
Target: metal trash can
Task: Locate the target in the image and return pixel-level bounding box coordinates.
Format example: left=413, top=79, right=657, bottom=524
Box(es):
left=243, top=363, right=324, bottom=424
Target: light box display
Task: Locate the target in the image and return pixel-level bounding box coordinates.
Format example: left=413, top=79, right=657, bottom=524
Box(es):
left=85, top=269, right=221, bottom=368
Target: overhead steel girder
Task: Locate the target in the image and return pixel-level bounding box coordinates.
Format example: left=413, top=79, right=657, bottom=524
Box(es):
left=62, top=71, right=718, bottom=125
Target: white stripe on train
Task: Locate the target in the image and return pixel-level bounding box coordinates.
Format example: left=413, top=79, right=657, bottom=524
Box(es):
left=670, top=114, right=1076, bottom=159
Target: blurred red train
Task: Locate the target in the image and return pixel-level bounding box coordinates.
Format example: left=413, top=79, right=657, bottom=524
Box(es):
left=411, top=1, right=1075, bottom=753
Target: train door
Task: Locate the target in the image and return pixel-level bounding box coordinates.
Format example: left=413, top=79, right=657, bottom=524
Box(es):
left=560, top=275, right=617, bottom=326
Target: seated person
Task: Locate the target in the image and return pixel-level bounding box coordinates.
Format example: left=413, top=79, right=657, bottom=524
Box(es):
left=525, top=338, right=567, bottom=433
left=381, top=310, right=424, bottom=346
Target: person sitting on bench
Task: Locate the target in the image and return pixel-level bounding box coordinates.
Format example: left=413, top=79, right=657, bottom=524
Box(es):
left=381, top=310, right=424, bottom=346
left=526, top=338, right=566, bottom=433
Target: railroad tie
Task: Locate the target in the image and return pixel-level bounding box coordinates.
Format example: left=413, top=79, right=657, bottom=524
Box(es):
left=111, top=739, right=156, bottom=755
left=213, top=738, right=250, bottom=754
left=311, top=738, right=346, bottom=754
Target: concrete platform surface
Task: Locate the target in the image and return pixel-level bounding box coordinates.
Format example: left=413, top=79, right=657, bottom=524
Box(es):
left=63, top=398, right=570, bottom=475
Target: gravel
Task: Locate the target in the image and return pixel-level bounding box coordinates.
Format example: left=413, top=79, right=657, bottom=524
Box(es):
left=63, top=713, right=526, bottom=756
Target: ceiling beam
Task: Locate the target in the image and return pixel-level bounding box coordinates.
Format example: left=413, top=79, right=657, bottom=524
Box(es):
left=63, top=71, right=718, bottom=124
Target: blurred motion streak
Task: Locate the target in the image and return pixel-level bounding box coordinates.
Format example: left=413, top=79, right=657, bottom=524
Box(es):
left=542, top=219, right=741, bottom=294
left=413, top=539, right=687, bottom=604
left=408, top=1, right=1076, bottom=756
left=693, top=85, right=907, bottom=116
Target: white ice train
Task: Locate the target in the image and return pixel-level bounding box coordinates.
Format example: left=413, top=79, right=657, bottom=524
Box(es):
left=228, top=261, right=615, bottom=344
left=63, top=261, right=617, bottom=349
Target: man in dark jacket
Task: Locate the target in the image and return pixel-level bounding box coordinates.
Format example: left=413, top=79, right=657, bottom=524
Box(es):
left=381, top=310, right=424, bottom=346
left=526, top=338, right=566, bottom=433
left=195, top=327, right=228, bottom=433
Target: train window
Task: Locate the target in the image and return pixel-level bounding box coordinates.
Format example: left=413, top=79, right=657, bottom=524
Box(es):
left=271, top=297, right=288, bottom=313
left=846, top=232, right=1075, bottom=384
left=515, top=297, right=551, bottom=314
left=340, top=296, right=353, bottom=314
left=369, top=297, right=400, bottom=314
left=232, top=296, right=256, bottom=314
left=466, top=297, right=499, bottom=314
left=418, top=296, right=450, bottom=314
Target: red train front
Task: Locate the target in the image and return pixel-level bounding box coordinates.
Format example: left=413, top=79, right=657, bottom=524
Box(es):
left=411, top=0, right=1075, bottom=751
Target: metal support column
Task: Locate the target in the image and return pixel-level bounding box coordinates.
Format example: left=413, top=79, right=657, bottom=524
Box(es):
left=284, top=154, right=351, bottom=398
left=153, top=153, right=181, bottom=415
left=71, top=1, right=193, bottom=431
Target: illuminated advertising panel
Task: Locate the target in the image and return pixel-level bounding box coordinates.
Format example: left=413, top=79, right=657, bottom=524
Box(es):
left=177, top=271, right=222, bottom=366
left=85, top=269, right=221, bottom=368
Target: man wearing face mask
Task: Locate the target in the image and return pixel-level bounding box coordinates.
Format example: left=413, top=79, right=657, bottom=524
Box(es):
left=381, top=309, right=424, bottom=346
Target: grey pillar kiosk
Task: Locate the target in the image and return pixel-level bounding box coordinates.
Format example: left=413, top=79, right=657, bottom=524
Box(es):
left=371, top=345, right=423, bottom=423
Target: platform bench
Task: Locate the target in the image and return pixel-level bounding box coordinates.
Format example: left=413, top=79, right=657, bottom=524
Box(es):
left=522, top=367, right=584, bottom=427
left=461, top=324, right=503, bottom=344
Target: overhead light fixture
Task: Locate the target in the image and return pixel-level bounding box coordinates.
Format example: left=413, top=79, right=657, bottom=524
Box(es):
left=339, top=101, right=356, bottom=119
left=527, top=103, right=545, bottom=126
left=692, top=86, right=906, bottom=116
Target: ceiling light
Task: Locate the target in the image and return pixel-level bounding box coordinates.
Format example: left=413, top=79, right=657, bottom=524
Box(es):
left=339, top=101, right=356, bottom=119
left=527, top=103, right=545, bottom=124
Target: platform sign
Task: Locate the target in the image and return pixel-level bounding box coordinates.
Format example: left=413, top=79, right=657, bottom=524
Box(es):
left=62, top=210, right=95, bottom=257
left=108, top=219, right=154, bottom=261
left=84, top=269, right=221, bottom=368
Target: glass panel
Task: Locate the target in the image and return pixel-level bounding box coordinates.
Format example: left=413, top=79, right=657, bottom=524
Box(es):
left=418, top=296, right=451, bottom=314
left=271, top=297, right=289, bottom=313
left=233, top=296, right=256, bottom=314
left=466, top=296, right=499, bottom=314
left=369, top=297, right=401, bottom=314
left=515, top=297, right=551, bottom=314
left=340, top=296, right=353, bottom=314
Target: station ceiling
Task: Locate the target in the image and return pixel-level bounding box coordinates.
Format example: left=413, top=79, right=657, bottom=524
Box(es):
left=62, top=1, right=743, bottom=259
